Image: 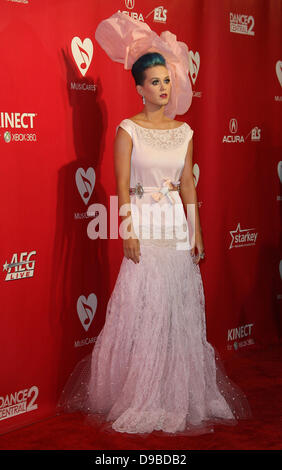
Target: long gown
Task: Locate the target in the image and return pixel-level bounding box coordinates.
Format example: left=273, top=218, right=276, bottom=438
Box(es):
left=57, top=118, right=251, bottom=436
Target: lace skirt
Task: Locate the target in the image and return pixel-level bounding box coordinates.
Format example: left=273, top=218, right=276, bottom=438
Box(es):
left=57, top=210, right=251, bottom=435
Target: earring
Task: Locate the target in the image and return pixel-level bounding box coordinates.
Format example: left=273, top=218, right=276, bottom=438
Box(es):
left=142, top=95, right=145, bottom=104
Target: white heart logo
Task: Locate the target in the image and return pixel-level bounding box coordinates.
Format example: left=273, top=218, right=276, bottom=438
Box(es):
left=75, top=167, right=95, bottom=205
left=193, top=163, right=200, bottom=187
left=77, top=294, right=97, bottom=332
left=276, top=60, right=282, bottom=87
left=189, top=51, right=200, bottom=85
left=277, top=161, right=282, bottom=184
left=71, top=37, right=93, bottom=76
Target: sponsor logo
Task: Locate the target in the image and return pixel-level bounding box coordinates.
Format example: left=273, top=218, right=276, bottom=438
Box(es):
left=0, top=112, right=36, bottom=129
left=74, top=167, right=96, bottom=219
left=146, top=6, right=167, bottom=23
left=76, top=168, right=95, bottom=205
left=230, top=12, right=255, bottom=36
left=77, top=294, right=97, bottom=332
left=71, top=37, right=93, bottom=77
left=118, top=9, right=145, bottom=22
left=223, top=118, right=262, bottom=143
left=278, top=161, right=282, bottom=201
left=70, top=37, right=96, bottom=92
left=193, top=164, right=200, bottom=187
left=276, top=60, right=282, bottom=87
left=0, top=112, right=37, bottom=143
left=229, top=223, right=258, bottom=249
left=189, top=51, right=200, bottom=86
left=3, top=251, right=36, bottom=281
left=278, top=260, right=282, bottom=300
left=227, top=323, right=255, bottom=351
left=223, top=118, right=244, bottom=143
left=125, top=0, right=134, bottom=9
left=275, top=60, right=282, bottom=101
left=0, top=386, right=39, bottom=421
left=74, top=336, right=97, bottom=348
left=5, top=0, right=29, bottom=4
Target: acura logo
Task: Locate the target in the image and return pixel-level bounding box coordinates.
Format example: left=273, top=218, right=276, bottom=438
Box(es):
left=125, top=0, right=134, bottom=9
left=229, top=118, right=238, bottom=134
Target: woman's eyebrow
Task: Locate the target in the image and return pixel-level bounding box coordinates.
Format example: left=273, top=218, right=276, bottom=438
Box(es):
left=150, top=76, right=170, bottom=80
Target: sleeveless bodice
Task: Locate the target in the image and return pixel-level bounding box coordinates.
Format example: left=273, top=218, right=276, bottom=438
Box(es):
left=116, top=118, right=193, bottom=189
left=116, top=118, right=194, bottom=249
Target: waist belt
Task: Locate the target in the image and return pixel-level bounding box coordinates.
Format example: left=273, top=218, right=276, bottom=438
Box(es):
left=129, top=178, right=180, bottom=204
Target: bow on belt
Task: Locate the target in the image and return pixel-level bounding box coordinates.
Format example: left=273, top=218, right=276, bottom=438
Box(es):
left=151, top=178, right=179, bottom=204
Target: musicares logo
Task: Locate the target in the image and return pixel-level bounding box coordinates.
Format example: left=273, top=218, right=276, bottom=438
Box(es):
left=71, top=37, right=93, bottom=77
left=77, top=294, right=97, bottom=331
left=75, top=167, right=95, bottom=205
left=189, top=51, right=200, bottom=86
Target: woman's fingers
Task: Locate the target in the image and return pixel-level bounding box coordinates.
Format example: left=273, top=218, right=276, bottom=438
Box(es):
left=124, top=240, right=141, bottom=264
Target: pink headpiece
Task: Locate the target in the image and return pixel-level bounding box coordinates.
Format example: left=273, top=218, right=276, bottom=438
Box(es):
left=94, top=11, right=193, bottom=119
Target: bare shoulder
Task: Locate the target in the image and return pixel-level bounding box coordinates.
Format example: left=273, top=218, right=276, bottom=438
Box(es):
left=128, top=114, right=143, bottom=123
left=172, top=119, right=185, bottom=128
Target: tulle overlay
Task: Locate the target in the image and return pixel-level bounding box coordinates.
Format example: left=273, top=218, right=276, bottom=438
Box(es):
left=57, top=118, right=251, bottom=435
left=57, top=239, right=251, bottom=436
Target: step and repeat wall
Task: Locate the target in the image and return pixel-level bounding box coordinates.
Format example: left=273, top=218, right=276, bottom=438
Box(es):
left=0, top=0, right=281, bottom=434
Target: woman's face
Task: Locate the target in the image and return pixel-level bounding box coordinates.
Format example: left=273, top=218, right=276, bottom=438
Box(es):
left=138, top=65, right=171, bottom=106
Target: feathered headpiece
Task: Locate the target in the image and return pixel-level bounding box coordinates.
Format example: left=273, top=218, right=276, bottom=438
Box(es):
left=95, top=11, right=193, bottom=119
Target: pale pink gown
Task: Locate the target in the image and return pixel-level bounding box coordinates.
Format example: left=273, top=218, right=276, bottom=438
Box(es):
left=58, top=119, right=251, bottom=435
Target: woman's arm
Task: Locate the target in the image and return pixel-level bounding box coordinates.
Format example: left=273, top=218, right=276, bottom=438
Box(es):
left=114, top=127, right=141, bottom=264
left=179, top=137, right=204, bottom=263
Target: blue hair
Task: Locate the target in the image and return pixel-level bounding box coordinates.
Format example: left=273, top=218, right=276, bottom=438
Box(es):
left=131, top=52, right=167, bottom=86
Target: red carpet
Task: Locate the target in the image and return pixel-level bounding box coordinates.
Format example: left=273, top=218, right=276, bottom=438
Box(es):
left=0, top=344, right=281, bottom=451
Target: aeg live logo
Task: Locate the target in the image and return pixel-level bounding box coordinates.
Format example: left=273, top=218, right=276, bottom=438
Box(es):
left=3, top=251, right=36, bottom=281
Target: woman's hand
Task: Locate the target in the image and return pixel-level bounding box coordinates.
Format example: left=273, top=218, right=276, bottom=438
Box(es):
left=190, top=230, right=205, bottom=265
left=123, top=236, right=141, bottom=264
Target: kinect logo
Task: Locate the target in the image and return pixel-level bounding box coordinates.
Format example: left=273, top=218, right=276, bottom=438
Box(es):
left=0, top=112, right=36, bottom=129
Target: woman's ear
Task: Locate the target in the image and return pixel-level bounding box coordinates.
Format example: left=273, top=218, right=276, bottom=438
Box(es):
left=136, top=85, right=143, bottom=98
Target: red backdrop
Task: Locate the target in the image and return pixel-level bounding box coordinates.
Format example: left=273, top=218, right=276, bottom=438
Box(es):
left=0, top=0, right=281, bottom=434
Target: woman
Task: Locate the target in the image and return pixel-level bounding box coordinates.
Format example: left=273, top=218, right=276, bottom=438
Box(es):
left=116, top=53, right=204, bottom=266
left=58, top=48, right=251, bottom=436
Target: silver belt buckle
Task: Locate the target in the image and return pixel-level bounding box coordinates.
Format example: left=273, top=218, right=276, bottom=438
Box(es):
left=134, top=182, right=144, bottom=199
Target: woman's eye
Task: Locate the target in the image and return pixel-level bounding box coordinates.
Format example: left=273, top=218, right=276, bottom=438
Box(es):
left=152, top=79, right=170, bottom=85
